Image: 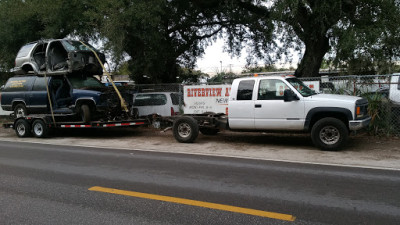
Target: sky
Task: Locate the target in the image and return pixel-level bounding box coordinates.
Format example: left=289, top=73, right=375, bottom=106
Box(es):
left=195, top=39, right=300, bottom=76
left=195, top=39, right=248, bottom=75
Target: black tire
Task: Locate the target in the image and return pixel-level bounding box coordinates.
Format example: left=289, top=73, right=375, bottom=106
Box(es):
left=199, top=128, right=219, bottom=135
left=15, top=119, right=31, bottom=138
left=311, top=117, right=348, bottom=151
left=80, top=104, right=91, bottom=123
left=14, top=103, right=27, bottom=118
left=32, top=119, right=49, bottom=138
left=173, top=117, right=199, bottom=143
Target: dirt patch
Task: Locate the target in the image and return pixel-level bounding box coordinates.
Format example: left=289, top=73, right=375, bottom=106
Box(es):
left=1, top=125, right=399, bottom=170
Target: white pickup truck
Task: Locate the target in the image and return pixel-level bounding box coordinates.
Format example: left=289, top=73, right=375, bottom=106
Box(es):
left=169, top=75, right=371, bottom=151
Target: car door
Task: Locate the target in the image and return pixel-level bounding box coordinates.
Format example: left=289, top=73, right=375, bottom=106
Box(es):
left=254, top=78, right=305, bottom=130
left=228, top=79, right=256, bottom=129
left=46, top=40, right=68, bottom=74
left=26, top=77, right=49, bottom=113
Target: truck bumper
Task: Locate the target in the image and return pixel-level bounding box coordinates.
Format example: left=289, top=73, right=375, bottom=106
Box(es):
left=349, top=117, right=371, bottom=131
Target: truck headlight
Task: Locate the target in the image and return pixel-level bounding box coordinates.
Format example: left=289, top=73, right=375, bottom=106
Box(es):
left=355, top=98, right=368, bottom=119
left=356, top=106, right=363, bottom=118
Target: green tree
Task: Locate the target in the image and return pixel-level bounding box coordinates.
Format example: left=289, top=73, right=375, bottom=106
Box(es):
left=86, top=0, right=230, bottom=83
left=328, top=0, right=400, bottom=75
left=227, top=0, right=400, bottom=77
left=2, top=0, right=399, bottom=81
left=0, top=0, right=43, bottom=70
left=0, top=0, right=93, bottom=70
left=177, top=68, right=209, bottom=83
left=0, top=0, right=225, bottom=84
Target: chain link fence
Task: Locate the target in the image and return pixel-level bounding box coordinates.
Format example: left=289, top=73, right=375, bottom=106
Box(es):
left=299, top=74, right=400, bottom=135
left=129, top=74, right=400, bottom=135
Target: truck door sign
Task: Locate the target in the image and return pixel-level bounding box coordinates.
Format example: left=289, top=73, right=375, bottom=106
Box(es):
left=184, top=85, right=231, bottom=114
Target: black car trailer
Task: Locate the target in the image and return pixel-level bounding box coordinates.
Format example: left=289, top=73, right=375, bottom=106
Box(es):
left=3, top=114, right=148, bottom=138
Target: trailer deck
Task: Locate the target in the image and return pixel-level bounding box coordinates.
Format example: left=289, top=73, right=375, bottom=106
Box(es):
left=3, top=114, right=149, bottom=138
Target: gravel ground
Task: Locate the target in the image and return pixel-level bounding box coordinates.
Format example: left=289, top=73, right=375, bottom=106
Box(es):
left=1, top=123, right=399, bottom=170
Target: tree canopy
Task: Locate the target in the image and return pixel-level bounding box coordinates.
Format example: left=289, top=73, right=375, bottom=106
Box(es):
left=0, top=0, right=399, bottom=82
left=221, top=0, right=400, bottom=76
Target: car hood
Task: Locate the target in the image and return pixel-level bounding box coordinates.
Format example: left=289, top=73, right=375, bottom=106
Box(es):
left=304, top=93, right=362, bottom=103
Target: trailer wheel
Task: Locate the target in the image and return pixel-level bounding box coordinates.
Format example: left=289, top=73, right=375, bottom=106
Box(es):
left=32, top=119, right=49, bottom=138
left=173, top=117, right=199, bottom=143
left=199, top=128, right=219, bottom=135
left=80, top=104, right=91, bottom=123
left=311, top=117, right=348, bottom=151
left=15, top=119, right=31, bottom=138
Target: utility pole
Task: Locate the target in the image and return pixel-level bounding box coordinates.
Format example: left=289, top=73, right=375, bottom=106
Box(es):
left=220, top=61, right=222, bottom=73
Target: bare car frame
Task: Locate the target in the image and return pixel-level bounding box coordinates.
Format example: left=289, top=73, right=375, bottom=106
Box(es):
left=13, top=39, right=106, bottom=76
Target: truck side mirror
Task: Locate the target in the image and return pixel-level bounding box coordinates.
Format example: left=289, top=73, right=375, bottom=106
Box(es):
left=284, top=89, right=299, bottom=102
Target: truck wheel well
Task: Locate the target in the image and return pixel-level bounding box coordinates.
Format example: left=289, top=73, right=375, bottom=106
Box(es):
left=75, top=100, right=96, bottom=112
left=309, top=112, right=349, bottom=131
left=12, top=101, right=26, bottom=110
left=22, top=64, right=34, bottom=73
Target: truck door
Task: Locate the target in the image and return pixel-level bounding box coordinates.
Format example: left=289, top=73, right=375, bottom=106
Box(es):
left=254, top=79, right=305, bottom=130
left=26, top=77, right=49, bottom=113
left=228, top=79, right=256, bottom=129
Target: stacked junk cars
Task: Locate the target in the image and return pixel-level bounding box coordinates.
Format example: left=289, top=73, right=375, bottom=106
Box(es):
left=1, top=39, right=148, bottom=138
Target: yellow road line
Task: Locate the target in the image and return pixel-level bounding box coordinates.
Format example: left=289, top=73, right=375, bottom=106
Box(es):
left=88, top=186, right=296, bottom=222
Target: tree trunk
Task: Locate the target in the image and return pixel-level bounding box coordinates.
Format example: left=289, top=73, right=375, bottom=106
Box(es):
left=295, top=36, right=330, bottom=77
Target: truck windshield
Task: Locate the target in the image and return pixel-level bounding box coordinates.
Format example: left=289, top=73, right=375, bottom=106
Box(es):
left=286, top=78, right=316, bottom=97
left=69, top=76, right=104, bottom=89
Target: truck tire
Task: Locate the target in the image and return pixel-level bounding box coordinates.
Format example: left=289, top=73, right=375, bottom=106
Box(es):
left=32, top=119, right=49, bottom=138
left=311, top=117, right=348, bottom=151
left=14, top=103, right=27, bottom=118
left=173, top=117, right=199, bottom=143
left=15, top=119, right=31, bottom=138
left=199, top=128, right=219, bottom=135
left=80, top=104, right=91, bottom=123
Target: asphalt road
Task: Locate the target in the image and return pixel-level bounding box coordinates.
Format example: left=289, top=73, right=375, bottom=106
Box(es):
left=0, top=140, right=399, bottom=225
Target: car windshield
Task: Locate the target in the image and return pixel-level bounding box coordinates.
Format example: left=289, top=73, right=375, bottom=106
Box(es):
left=61, top=40, right=98, bottom=52
left=68, top=76, right=104, bottom=89
left=286, top=78, right=316, bottom=97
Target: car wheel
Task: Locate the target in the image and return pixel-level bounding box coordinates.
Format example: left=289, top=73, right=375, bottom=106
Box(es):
left=32, top=119, right=49, bottom=138
left=311, top=117, right=348, bottom=151
left=80, top=105, right=91, bottom=123
left=173, top=117, right=199, bottom=143
left=15, top=119, right=31, bottom=138
left=14, top=103, right=27, bottom=118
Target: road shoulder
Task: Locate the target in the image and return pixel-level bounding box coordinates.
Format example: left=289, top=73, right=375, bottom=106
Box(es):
left=1, top=127, right=399, bottom=170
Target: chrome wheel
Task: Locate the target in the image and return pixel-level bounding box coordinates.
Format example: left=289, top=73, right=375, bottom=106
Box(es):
left=16, top=123, right=26, bottom=136
left=33, top=122, right=44, bottom=137
left=177, top=122, right=191, bottom=138
left=319, top=126, right=340, bottom=145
